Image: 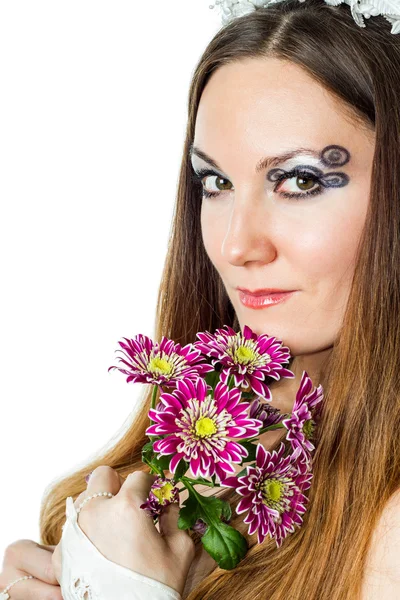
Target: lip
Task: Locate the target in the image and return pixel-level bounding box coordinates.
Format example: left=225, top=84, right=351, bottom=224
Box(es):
left=237, top=287, right=295, bottom=297
left=238, top=289, right=296, bottom=309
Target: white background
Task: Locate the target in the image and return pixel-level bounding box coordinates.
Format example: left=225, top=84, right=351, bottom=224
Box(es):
left=0, top=1, right=221, bottom=558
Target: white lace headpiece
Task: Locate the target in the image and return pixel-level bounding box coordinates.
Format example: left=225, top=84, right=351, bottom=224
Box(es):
left=209, top=0, right=400, bottom=34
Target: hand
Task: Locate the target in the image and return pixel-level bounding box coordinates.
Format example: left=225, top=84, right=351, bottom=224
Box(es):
left=0, top=539, right=62, bottom=599
left=52, top=466, right=196, bottom=597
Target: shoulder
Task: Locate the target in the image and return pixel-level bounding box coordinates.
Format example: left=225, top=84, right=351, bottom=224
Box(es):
left=361, top=488, right=400, bottom=599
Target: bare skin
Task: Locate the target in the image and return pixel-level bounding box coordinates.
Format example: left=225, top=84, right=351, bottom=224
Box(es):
left=181, top=55, right=387, bottom=597
left=2, top=56, right=392, bottom=598
left=192, top=57, right=374, bottom=369
left=0, top=541, right=62, bottom=600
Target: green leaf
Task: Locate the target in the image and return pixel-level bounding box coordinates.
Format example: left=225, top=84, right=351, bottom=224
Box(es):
left=153, top=453, right=172, bottom=471
left=204, top=369, right=220, bottom=390
left=241, top=391, right=257, bottom=400
left=238, top=441, right=258, bottom=463
left=178, top=486, right=231, bottom=529
left=178, top=491, right=201, bottom=530
left=177, top=484, right=247, bottom=570
left=220, top=499, right=232, bottom=522
left=145, top=449, right=189, bottom=481
left=201, top=523, right=248, bottom=570
left=141, top=443, right=166, bottom=477
left=235, top=466, right=249, bottom=478
left=227, top=375, right=235, bottom=390
left=174, top=458, right=189, bottom=481
left=142, top=441, right=154, bottom=453
left=142, top=443, right=154, bottom=463
left=201, top=494, right=231, bottom=522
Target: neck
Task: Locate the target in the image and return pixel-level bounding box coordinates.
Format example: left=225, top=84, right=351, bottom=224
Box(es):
left=268, top=347, right=333, bottom=414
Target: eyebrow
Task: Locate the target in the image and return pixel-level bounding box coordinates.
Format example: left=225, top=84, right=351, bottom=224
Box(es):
left=188, top=143, right=322, bottom=174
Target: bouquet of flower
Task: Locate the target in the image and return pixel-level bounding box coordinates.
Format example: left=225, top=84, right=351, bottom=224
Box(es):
left=108, top=324, right=323, bottom=570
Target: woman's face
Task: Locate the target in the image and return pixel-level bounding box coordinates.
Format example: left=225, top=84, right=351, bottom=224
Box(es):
left=191, top=57, right=375, bottom=356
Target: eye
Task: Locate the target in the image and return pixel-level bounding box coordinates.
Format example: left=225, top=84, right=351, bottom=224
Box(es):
left=275, top=169, right=323, bottom=199
left=190, top=168, right=233, bottom=199
left=190, top=166, right=324, bottom=200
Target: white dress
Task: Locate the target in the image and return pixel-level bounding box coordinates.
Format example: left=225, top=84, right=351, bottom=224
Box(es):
left=59, top=496, right=182, bottom=600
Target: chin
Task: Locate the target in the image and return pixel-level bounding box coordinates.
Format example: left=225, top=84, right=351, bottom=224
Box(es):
left=237, top=320, right=297, bottom=354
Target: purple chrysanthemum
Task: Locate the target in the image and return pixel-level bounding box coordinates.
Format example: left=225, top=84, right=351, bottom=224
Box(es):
left=139, top=475, right=180, bottom=518
left=249, top=397, right=287, bottom=428
left=281, top=370, right=324, bottom=464
left=145, top=378, right=264, bottom=483
left=192, top=513, right=231, bottom=537
left=108, top=334, right=214, bottom=387
left=192, top=518, right=208, bottom=536
left=194, top=325, right=295, bottom=401
left=220, top=442, right=312, bottom=547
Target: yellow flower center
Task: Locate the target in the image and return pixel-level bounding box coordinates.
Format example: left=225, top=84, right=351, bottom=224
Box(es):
left=195, top=416, right=217, bottom=438
left=148, top=357, right=173, bottom=376
left=261, top=478, right=285, bottom=511
left=152, top=482, right=175, bottom=504
left=234, top=345, right=256, bottom=364
left=303, top=418, right=314, bottom=439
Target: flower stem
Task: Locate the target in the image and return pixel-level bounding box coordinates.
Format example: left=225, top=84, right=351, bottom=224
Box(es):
left=148, top=386, right=160, bottom=444
left=142, top=456, right=164, bottom=477
left=151, top=385, right=158, bottom=410
left=260, top=423, right=286, bottom=433
left=182, top=476, right=221, bottom=488
left=181, top=478, right=220, bottom=528
left=240, top=422, right=287, bottom=443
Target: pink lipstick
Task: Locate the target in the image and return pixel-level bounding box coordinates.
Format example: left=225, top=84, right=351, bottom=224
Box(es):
left=237, top=287, right=296, bottom=309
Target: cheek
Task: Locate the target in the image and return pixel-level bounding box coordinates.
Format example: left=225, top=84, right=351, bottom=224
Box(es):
left=294, top=199, right=368, bottom=289
left=200, top=204, right=223, bottom=267
left=200, top=191, right=369, bottom=293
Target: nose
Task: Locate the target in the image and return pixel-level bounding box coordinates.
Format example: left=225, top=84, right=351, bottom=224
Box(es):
left=221, top=197, right=278, bottom=267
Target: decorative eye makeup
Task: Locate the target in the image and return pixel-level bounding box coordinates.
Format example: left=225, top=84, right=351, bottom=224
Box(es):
left=190, top=144, right=350, bottom=201
left=191, top=166, right=326, bottom=200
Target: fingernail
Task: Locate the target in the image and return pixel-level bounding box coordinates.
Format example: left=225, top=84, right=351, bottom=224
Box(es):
left=85, top=471, right=93, bottom=483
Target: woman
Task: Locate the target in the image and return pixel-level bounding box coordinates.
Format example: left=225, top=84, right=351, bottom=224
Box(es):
left=2, top=0, right=400, bottom=598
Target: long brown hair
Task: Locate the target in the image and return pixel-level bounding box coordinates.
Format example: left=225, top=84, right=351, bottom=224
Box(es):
left=40, top=1, right=400, bottom=597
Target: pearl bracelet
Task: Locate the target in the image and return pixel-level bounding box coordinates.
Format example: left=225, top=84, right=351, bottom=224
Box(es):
left=0, top=492, right=114, bottom=600
left=0, top=574, right=34, bottom=599
left=76, top=491, right=114, bottom=514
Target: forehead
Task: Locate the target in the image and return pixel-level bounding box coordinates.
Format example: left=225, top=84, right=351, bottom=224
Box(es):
left=193, top=57, right=366, bottom=161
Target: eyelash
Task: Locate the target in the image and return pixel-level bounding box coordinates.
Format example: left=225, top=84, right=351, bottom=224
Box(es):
left=190, top=167, right=324, bottom=200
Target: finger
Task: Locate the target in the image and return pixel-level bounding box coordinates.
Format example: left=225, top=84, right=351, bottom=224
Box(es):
left=119, top=470, right=158, bottom=513
left=158, top=501, right=181, bottom=537
left=75, top=466, right=123, bottom=513
left=0, top=569, right=63, bottom=600
left=119, top=470, right=157, bottom=498
left=86, top=465, right=123, bottom=494
left=35, top=543, right=57, bottom=553
left=2, top=540, right=59, bottom=586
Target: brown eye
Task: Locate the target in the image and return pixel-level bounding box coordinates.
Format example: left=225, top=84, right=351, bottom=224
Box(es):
left=202, top=175, right=233, bottom=194
left=190, top=168, right=234, bottom=199
left=276, top=170, right=322, bottom=199
left=296, top=175, right=316, bottom=191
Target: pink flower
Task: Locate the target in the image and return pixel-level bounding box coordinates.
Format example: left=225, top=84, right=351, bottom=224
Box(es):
left=221, top=442, right=312, bottom=547
left=145, top=377, right=263, bottom=483
left=281, top=371, right=324, bottom=464
left=108, top=334, right=214, bottom=387
left=249, top=397, right=287, bottom=427
left=139, top=476, right=180, bottom=518
left=194, top=325, right=294, bottom=401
